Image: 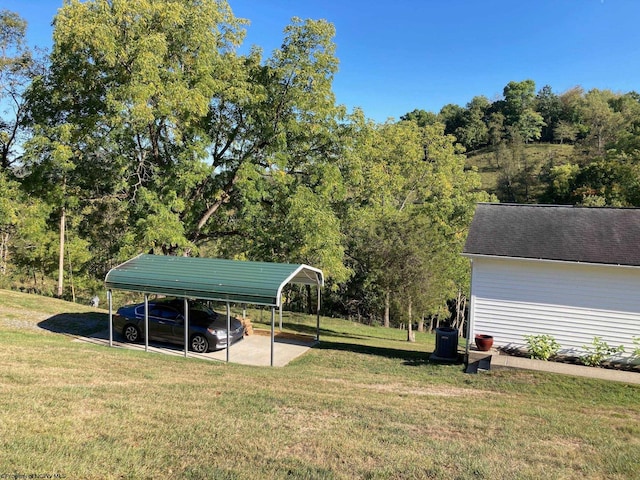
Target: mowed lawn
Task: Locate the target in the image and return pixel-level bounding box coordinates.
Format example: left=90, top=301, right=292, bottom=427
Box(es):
left=0, top=290, right=639, bottom=479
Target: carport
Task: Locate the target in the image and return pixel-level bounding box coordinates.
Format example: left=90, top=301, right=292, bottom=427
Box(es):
left=104, top=254, right=324, bottom=366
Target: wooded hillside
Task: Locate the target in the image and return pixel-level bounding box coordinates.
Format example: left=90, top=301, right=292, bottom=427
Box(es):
left=406, top=80, right=640, bottom=207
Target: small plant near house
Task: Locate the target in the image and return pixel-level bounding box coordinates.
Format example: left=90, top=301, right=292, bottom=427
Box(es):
left=524, top=334, right=560, bottom=361
left=632, top=336, right=640, bottom=359
left=580, top=337, right=625, bottom=367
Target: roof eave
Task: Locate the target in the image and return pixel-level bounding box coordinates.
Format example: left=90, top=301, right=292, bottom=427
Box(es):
left=462, top=252, right=640, bottom=269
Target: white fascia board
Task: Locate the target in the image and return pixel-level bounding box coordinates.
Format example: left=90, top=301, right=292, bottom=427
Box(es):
left=461, top=253, right=640, bottom=271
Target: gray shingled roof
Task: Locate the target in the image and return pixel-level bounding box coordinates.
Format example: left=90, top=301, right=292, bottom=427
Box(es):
left=463, top=203, right=640, bottom=266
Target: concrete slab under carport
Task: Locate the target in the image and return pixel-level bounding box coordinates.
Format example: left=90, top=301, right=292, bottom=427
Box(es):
left=75, top=330, right=315, bottom=367
left=205, top=334, right=314, bottom=366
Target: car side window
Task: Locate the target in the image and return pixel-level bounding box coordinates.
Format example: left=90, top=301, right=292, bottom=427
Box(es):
left=134, top=305, right=181, bottom=321
left=159, top=307, right=180, bottom=320
left=135, top=306, right=162, bottom=318
left=149, top=307, right=165, bottom=318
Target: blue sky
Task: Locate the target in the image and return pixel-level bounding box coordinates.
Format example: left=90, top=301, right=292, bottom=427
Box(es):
left=5, top=0, right=640, bottom=122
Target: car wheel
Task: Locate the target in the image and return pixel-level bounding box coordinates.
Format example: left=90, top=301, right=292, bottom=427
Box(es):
left=190, top=334, right=209, bottom=353
left=123, top=324, right=140, bottom=343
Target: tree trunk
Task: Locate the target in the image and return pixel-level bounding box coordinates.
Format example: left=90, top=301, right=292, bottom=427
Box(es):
left=0, top=232, right=8, bottom=275
left=67, top=241, right=76, bottom=303
left=407, top=298, right=415, bottom=342
left=417, top=316, right=424, bottom=333
left=383, top=290, right=390, bottom=328
left=193, top=170, right=239, bottom=241
left=306, top=284, right=313, bottom=315
left=57, top=207, right=65, bottom=298
left=597, top=129, right=604, bottom=155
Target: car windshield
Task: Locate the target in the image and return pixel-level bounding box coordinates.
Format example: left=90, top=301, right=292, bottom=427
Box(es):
left=191, top=302, right=216, bottom=316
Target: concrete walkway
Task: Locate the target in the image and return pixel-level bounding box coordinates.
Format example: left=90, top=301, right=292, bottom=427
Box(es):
left=469, top=348, right=640, bottom=385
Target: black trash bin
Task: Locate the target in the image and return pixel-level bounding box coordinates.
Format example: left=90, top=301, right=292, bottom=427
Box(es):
left=434, top=327, right=458, bottom=359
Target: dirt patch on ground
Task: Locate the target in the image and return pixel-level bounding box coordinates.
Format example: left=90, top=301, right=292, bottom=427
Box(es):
left=0, top=306, right=51, bottom=321
left=0, top=307, right=52, bottom=331
left=364, top=382, right=494, bottom=397
left=0, top=308, right=108, bottom=337
left=324, top=378, right=497, bottom=398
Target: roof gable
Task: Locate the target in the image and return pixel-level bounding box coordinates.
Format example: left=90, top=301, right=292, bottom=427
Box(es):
left=463, top=204, right=640, bottom=266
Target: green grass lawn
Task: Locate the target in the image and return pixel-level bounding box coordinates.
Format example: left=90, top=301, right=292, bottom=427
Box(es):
left=0, top=289, right=639, bottom=479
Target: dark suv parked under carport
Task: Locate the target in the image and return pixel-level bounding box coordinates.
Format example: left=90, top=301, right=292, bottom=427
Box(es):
left=114, top=298, right=244, bottom=353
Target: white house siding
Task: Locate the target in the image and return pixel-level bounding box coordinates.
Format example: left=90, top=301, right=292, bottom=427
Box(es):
left=470, top=256, right=640, bottom=356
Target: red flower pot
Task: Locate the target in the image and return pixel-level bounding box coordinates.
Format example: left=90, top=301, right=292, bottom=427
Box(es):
left=475, top=334, right=494, bottom=351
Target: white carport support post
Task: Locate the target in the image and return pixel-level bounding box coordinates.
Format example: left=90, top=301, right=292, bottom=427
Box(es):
left=108, top=289, right=113, bottom=347
left=316, top=285, right=321, bottom=342
left=271, top=307, right=275, bottom=367
left=144, top=294, right=149, bottom=352
left=184, top=298, right=189, bottom=358
left=279, top=305, right=282, bottom=331
left=226, top=303, right=231, bottom=363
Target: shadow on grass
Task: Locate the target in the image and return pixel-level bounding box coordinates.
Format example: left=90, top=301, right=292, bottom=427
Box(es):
left=38, top=312, right=109, bottom=337
left=266, top=321, right=402, bottom=343
left=313, top=340, right=463, bottom=368
left=268, top=321, right=466, bottom=367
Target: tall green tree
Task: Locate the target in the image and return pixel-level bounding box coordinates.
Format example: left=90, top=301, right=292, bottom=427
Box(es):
left=24, top=0, right=248, bottom=292
left=557, top=86, right=587, bottom=139
left=502, top=79, right=536, bottom=125
left=501, top=80, right=545, bottom=142
left=0, top=9, right=42, bottom=170
left=28, top=1, right=349, bottom=286
left=189, top=16, right=350, bottom=285
left=544, top=159, right=640, bottom=207
left=401, top=108, right=438, bottom=127
left=516, top=108, right=545, bottom=144
left=487, top=111, right=505, bottom=147
left=0, top=171, right=20, bottom=274
left=22, top=123, right=84, bottom=296
left=190, top=17, right=346, bottom=249
left=455, top=96, right=490, bottom=151
left=438, top=103, right=465, bottom=137
left=343, top=118, right=488, bottom=331
left=578, top=89, right=622, bottom=157
left=611, top=92, right=640, bottom=154
left=535, top=85, right=562, bottom=142
left=553, top=120, right=579, bottom=144
left=0, top=170, right=58, bottom=290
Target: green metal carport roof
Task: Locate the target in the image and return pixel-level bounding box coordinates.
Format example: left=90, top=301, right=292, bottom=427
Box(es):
left=105, top=254, right=324, bottom=307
